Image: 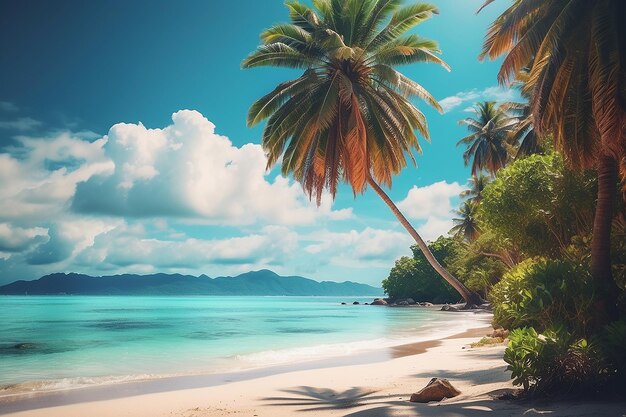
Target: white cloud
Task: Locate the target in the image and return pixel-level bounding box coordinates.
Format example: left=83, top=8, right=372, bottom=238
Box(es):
left=397, top=181, right=463, bottom=220
left=0, top=223, right=48, bottom=256
left=393, top=181, right=464, bottom=242
left=0, top=117, right=42, bottom=131
left=0, top=133, right=113, bottom=221
left=439, top=85, right=518, bottom=113
left=304, top=227, right=412, bottom=268
left=74, top=224, right=298, bottom=271
left=417, top=217, right=455, bottom=242
left=72, top=110, right=350, bottom=226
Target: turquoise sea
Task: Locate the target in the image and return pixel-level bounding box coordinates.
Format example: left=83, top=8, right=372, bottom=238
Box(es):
left=0, top=296, right=478, bottom=395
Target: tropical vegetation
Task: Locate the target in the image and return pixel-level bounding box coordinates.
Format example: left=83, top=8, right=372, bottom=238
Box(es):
left=243, top=0, right=626, bottom=399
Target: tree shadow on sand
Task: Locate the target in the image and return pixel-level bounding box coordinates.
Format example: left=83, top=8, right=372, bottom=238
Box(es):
left=412, top=365, right=511, bottom=385
left=261, top=385, right=530, bottom=416
left=262, top=386, right=388, bottom=411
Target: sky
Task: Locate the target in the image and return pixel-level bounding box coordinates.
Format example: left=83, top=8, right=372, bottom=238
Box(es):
left=0, top=0, right=516, bottom=286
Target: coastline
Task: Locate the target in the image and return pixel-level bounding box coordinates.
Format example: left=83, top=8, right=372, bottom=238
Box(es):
left=2, top=313, right=625, bottom=417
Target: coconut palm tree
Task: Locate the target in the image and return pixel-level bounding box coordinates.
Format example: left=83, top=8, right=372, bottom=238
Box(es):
left=501, top=70, right=542, bottom=158
left=460, top=174, right=490, bottom=203
left=480, top=0, right=626, bottom=322
left=450, top=200, right=481, bottom=242
left=457, top=101, right=518, bottom=176
left=243, top=0, right=482, bottom=306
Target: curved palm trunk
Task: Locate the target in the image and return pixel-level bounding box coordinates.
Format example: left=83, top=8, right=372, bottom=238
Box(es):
left=591, top=154, right=620, bottom=324
left=367, top=176, right=484, bottom=307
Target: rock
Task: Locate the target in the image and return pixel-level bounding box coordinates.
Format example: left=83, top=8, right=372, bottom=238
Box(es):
left=353, top=301, right=360, bottom=305
left=371, top=298, right=388, bottom=306
left=466, top=304, right=479, bottom=310
left=409, top=378, right=461, bottom=403
left=421, top=302, right=433, bottom=307
left=406, top=298, right=416, bottom=305
left=397, top=300, right=409, bottom=306
left=341, top=302, right=346, bottom=305
left=441, top=305, right=459, bottom=312
left=364, top=303, right=369, bottom=305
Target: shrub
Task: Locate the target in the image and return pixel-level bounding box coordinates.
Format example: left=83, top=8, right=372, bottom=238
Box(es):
left=382, top=237, right=461, bottom=303
left=489, top=258, right=594, bottom=334
left=505, top=327, right=604, bottom=395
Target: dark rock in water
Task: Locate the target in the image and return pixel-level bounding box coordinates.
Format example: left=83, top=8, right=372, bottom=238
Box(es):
left=341, top=302, right=346, bottom=305
left=14, top=343, right=36, bottom=350
left=371, top=298, right=387, bottom=306
left=406, top=298, right=416, bottom=305
left=364, top=302, right=369, bottom=305
left=441, top=305, right=459, bottom=312
left=466, top=304, right=479, bottom=310
left=397, top=300, right=409, bottom=306
left=410, top=378, right=461, bottom=403
left=353, top=301, right=360, bottom=305
left=422, top=302, right=433, bottom=307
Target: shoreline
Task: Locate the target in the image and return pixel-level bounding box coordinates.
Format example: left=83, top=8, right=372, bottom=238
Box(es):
left=0, top=313, right=492, bottom=415
left=3, top=314, right=624, bottom=417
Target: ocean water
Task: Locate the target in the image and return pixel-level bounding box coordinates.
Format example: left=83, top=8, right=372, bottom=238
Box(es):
left=0, top=296, right=478, bottom=395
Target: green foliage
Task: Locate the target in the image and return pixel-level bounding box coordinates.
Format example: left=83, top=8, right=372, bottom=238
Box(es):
left=490, top=258, right=594, bottom=335
left=597, top=320, right=626, bottom=383
left=448, top=231, right=510, bottom=297
left=505, top=327, right=604, bottom=395
left=382, top=237, right=461, bottom=303
left=480, top=152, right=596, bottom=257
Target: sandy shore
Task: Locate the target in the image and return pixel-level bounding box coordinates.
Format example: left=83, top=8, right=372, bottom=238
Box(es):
left=2, top=318, right=624, bottom=417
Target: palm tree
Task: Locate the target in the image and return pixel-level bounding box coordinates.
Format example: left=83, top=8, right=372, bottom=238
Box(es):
left=500, top=70, right=543, bottom=158
left=243, top=0, right=482, bottom=306
left=460, top=174, right=490, bottom=203
left=457, top=101, right=518, bottom=177
left=480, top=0, right=626, bottom=322
left=450, top=200, right=481, bottom=242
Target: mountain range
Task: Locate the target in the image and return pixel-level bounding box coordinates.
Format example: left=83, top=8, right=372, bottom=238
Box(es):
left=0, top=269, right=383, bottom=296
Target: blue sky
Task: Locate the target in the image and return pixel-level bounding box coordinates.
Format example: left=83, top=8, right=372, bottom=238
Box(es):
left=0, top=0, right=515, bottom=286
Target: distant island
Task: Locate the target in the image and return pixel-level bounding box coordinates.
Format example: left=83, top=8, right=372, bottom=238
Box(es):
left=0, top=269, right=383, bottom=296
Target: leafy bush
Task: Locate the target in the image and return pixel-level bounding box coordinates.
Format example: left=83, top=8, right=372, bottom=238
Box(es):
left=490, top=258, right=594, bottom=334
left=480, top=153, right=596, bottom=257
left=505, top=327, right=604, bottom=395
left=597, top=320, right=626, bottom=385
left=382, top=237, right=461, bottom=303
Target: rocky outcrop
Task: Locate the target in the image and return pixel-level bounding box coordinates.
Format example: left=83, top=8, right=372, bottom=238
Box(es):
left=352, top=301, right=360, bottom=305
left=371, top=298, right=388, bottom=305
left=409, top=378, right=461, bottom=403
left=441, top=304, right=459, bottom=312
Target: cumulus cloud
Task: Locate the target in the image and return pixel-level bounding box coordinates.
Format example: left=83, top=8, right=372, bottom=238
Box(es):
left=397, top=181, right=463, bottom=220
left=74, top=224, right=298, bottom=271
left=439, top=85, right=518, bottom=113
left=0, top=223, right=48, bottom=254
left=72, top=110, right=350, bottom=225
left=394, top=181, right=464, bottom=242
left=0, top=110, right=358, bottom=283
left=0, top=133, right=113, bottom=221
left=304, top=227, right=412, bottom=268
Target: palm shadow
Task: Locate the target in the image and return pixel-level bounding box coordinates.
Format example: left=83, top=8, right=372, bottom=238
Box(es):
left=262, top=385, right=528, bottom=416
left=412, top=365, right=511, bottom=385
left=262, top=386, right=390, bottom=411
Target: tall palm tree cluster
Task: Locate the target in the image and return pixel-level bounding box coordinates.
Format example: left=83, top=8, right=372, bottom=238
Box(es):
left=243, top=0, right=482, bottom=306
left=477, top=0, right=625, bottom=323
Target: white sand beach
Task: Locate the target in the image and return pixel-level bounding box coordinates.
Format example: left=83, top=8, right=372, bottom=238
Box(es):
left=3, top=319, right=624, bottom=417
